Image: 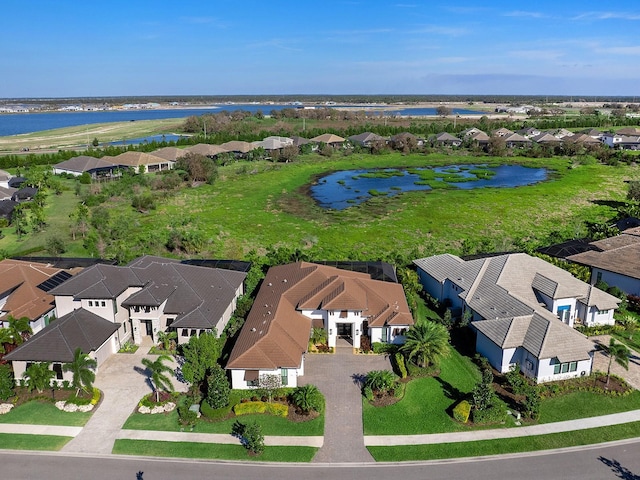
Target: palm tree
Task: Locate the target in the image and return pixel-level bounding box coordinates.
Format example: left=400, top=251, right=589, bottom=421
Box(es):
left=23, top=362, right=56, bottom=393
left=0, top=328, right=14, bottom=354
left=141, top=355, right=174, bottom=403
left=157, top=331, right=177, bottom=352
left=619, top=315, right=638, bottom=340
left=400, top=321, right=450, bottom=368
left=63, top=348, right=97, bottom=396
left=290, top=384, right=322, bottom=415
left=604, top=338, right=630, bottom=386
left=6, top=316, right=33, bottom=345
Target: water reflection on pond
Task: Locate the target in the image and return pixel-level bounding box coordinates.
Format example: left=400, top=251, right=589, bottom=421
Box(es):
left=310, top=164, right=548, bottom=210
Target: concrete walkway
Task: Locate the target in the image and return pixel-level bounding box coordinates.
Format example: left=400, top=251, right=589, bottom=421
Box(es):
left=302, top=341, right=392, bottom=463
left=60, top=339, right=188, bottom=454
left=365, top=409, right=640, bottom=446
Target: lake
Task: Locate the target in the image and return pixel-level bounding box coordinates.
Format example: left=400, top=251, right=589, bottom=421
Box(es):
left=310, top=165, right=548, bottom=210
left=0, top=105, right=486, bottom=136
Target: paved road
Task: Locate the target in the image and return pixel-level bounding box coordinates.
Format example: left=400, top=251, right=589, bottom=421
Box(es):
left=2, top=439, right=639, bottom=480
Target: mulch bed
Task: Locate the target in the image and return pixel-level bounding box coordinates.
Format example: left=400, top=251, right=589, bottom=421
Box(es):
left=9, top=386, right=94, bottom=406
left=369, top=393, right=402, bottom=407
left=288, top=408, right=320, bottom=423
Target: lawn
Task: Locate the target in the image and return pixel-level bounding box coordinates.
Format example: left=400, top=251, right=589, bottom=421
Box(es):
left=112, top=439, right=317, bottom=462
left=0, top=152, right=633, bottom=261
left=538, top=390, right=640, bottom=424
left=0, top=400, right=92, bottom=427
left=367, top=421, right=640, bottom=462
left=613, top=330, right=640, bottom=353
left=363, top=348, right=481, bottom=435
left=122, top=408, right=324, bottom=436
left=0, top=432, right=72, bottom=451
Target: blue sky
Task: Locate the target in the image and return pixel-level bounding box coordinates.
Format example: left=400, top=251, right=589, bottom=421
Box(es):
left=3, top=0, right=640, bottom=97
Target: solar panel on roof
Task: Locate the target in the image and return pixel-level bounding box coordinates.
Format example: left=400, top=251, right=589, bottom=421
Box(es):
left=36, top=271, right=73, bottom=292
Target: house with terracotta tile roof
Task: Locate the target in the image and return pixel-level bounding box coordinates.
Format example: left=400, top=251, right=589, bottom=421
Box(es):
left=0, top=259, right=79, bottom=334
left=226, top=262, right=414, bottom=389
left=567, top=227, right=640, bottom=296
left=414, top=253, right=619, bottom=382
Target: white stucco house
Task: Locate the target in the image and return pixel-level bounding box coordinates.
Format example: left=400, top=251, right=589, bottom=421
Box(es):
left=568, top=227, right=640, bottom=296
left=414, top=253, right=620, bottom=383
left=226, top=262, right=414, bottom=389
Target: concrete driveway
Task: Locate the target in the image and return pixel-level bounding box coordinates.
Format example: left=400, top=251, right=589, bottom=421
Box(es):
left=591, top=335, right=640, bottom=390
left=301, top=342, right=392, bottom=463
left=61, top=340, right=187, bottom=455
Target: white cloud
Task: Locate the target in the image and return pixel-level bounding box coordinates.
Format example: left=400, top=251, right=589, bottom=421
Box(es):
left=503, top=11, right=547, bottom=19
left=573, top=11, right=640, bottom=21
left=596, top=46, right=640, bottom=55
left=508, top=49, right=564, bottom=61
left=410, top=25, right=469, bottom=37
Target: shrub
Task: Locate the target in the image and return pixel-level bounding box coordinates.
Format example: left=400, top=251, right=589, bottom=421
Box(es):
left=372, top=342, right=397, bottom=355
left=453, top=400, right=471, bottom=423
left=0, top=365, right=15, bottom=401
left=243, top=421, right=264, bottom=455
left=290, top=384, right=323, bottom=414
left=505, top=364, right=528, bottom=395
left=266, top=402, right=288, bottom=417
left=234, top=401, right=266, bottom=416
left=201, top=399, right=233, bottom=421
left=363, top=385, right=374, bottom=402
left=364, top=370, right=398, bottom=396
left=177, top=405, right=197, bottom=427
left=394, top=352, right=408, bottom=379
left=206, top=365, right=230, bottom=409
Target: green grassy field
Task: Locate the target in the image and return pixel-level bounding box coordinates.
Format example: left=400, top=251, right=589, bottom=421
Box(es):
left=0, top=432, right=72, bottom=451
left=112, top=439, right=317, bottom=461
left=0, top=401, right=92, bottom=426
left=367, top=421, right=640, bottom=462
left=0, top=118, right=185, bottom=152
left=3, top=152, right=633, bottom=262
left=122, top=409, right=324, bottom=436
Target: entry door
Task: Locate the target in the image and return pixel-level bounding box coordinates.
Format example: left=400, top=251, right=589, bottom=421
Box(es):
left=145, top=320, right=153, bottom=336
left=337, top=323, right=352, bottom=337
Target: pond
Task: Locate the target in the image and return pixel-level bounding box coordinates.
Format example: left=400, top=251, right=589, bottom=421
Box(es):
left=310, top=165, right=548, bottom=210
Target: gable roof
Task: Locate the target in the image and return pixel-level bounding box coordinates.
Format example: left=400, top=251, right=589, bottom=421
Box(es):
left=348, top=132, right=385, bottom=144
left=0, top=259, right=79, bottom=322
left=219, top=141, right=256, bottom=153
left=473, top=312, right=593, bottom=363
left=4, top=308, right=119, bottom=363
left=227, top=262, right=413, bottom=370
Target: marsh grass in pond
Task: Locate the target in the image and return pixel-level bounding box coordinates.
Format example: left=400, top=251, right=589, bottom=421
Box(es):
left=310, top=164, right=547, bottom=210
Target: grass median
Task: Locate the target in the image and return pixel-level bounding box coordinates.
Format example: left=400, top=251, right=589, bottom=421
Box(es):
left=0, top=401, right=92, bottom=427
left=0, top=432, right=72, bottom=451
left=113, top=439, right=317, bottom=462
left=367, top=421, right=640, bottom=461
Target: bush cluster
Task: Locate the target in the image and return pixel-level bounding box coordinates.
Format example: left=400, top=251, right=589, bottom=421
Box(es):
left=233, top=400, right=288, bottom=417
left=453, top=400, right=471, bottom=423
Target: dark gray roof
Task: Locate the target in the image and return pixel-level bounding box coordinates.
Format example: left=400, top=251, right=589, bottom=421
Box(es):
left=54, top=156, right=119, bottom=174
left=348, top=132, right=385, bottom=144
left=4, top=309, right=119, bottom=363
left=51, top=256, right=246, bottom=331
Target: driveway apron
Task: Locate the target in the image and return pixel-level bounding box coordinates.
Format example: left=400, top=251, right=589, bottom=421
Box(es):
left=61, top=340, right=187, bottom=454
left=302, top=341, right=392, bottom=463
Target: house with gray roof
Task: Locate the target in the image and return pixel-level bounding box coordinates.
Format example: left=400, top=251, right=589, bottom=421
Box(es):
left=414, top=253, right=620, bottom=382
left=567, top=228, right=640, bottom=296
left=5, top=308, right=121, bottom=385
left=348, top=132, right=386, bottom=147
left=53, top=155, right=122, bottom=178
left=49, top=255, right=246, bottom=347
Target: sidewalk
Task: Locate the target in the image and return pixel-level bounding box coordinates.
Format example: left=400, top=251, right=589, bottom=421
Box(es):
left=117, top=429, right=324, bottom=447
left=364, top=409, right=640, bottom=446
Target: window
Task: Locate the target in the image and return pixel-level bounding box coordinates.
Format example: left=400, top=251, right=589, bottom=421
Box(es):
left=557, top=305, right=570, bottom=323
left=52, top=363, right=63, bottom=380
left=166, top=318, right=174, bottom=327
left=382, top=328, right=388, bottom=342
left=88, top=301, right=93, bottom=307
left=123, top=321, right=127, bottom=333
left=392, top=328, right=407, bottom=336
left=281, top=368, right=288, bottom=386
left=182, top=329, right=188, bottom=337
left=596, top=271, right=602, bottom=283
left=101, top=301, right=106, bottom=307
left=554, top=360, right=578, bottom=375
left=190, top=329, right=197, bottom=337
left=597, top=310, right=609, bottom=315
